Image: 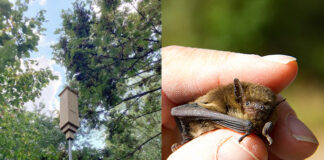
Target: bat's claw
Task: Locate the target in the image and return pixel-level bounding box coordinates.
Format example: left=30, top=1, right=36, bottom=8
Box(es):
left=262, top=121, right=274, bottom=145
left=171, top=143, right=182, bottom=152
left=265, top=135, right=273, bottom=145
left=238, top=122, right=253, bottom=143
left=238, top=132, right=250, bottom=143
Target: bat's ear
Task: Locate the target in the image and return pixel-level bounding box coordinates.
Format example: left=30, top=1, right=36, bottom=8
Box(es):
left=275, top=98, right=286, bottom=107
left=234, top=78, right=244, bottom=104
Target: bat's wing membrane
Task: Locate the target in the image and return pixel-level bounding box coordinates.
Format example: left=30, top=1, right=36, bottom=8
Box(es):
left=171, top=103, right=253, bottom=133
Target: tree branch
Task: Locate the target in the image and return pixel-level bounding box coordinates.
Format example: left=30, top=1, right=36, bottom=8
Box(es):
left=116, top=97, right=140, bottom=121
left=93, top=48, right=154, bottom=61
left=122, top=66, right=157, bottom=80
left=143, top=38, right=160, bottom=43
left=133, top=109, right=161, bottom=121
left=127, top=74, right=157, bottom=88
left=119, top=132, right=161, bottom=160
left=120, top=87, right=161, bottom=103
left=130, top=2, right=161, bottom=35
left=96, top=87, right=161, bottom=114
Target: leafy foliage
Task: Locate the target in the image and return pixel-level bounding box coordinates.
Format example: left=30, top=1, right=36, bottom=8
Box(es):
left=0, top=0, right=66, bottom=159
left=72, top=147, right=104, bottom=160
left=0, top=0, right=45, bottom=69
left=0, top=104, right=67, bottom=159
left=53, top=0, right=161, bottom=159
left=0, top=0, right=57, bottom=107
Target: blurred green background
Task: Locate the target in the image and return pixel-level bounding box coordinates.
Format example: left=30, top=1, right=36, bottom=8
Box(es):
left=162, top=0, right=324, bottom=159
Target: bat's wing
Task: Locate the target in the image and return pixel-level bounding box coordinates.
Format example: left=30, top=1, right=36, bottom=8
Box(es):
left=171, top=103, right=253, bottom=133
left=171, top=103, right=253, bottom=143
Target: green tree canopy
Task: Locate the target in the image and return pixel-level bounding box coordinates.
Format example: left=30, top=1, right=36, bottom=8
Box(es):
left=53, top=0, right=161, bottom=159
left=0, top=0, right=57, bottom=107
left=0, top=0, right=65, bottom=159
left=0, top=104, right=67, bottom=159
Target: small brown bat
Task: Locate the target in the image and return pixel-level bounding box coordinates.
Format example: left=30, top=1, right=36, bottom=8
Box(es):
left=171, top=78, right=285, bottom=151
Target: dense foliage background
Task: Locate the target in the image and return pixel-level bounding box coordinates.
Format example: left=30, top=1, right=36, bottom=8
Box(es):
left=0, top=0, right=66, bottom=159
left=163, top=0, right=324, bottom=159
left=53, top=0, right=161, bottom=159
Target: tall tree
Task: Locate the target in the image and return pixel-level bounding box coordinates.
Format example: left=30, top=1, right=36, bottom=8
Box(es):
left=0, top=104, right=67, bottom=159
left=0, top=0, right=66, bottom=159
left=0, top=0, right=56, bottom=107
left=53, top=0, right=161, bottom=159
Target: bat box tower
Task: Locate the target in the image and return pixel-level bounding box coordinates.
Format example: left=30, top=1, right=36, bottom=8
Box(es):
left=59, top=86, right=80, bottom=140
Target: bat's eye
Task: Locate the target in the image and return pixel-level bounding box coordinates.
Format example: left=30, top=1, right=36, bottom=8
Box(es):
left=245, top=101, right=250, bottom=105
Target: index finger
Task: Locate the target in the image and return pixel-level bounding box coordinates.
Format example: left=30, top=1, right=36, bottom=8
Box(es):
left=162, top=46, right=298, bottom=104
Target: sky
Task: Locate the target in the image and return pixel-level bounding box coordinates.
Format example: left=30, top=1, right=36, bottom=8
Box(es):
left=9, top=0, right=106, bottom=149
left=22, top=0, right=70, bottom=114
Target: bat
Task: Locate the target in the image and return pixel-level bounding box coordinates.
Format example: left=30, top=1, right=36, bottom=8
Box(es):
left=171, top=78, right=285, bottom=151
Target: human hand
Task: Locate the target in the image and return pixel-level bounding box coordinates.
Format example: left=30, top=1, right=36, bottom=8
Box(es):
left=162, top=46, right=318, bottom=160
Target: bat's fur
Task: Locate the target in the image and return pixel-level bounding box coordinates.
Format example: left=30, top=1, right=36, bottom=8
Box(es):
left=171, top=78, right=284, bottom=151
left=191, top=80, right=277, bottom=135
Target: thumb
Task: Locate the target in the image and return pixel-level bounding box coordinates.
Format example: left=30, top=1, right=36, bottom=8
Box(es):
left=168, top=129, right=268, bottom=160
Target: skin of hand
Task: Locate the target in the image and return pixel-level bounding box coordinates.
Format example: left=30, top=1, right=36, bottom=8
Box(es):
left=162, top=46, right=319, bottom=160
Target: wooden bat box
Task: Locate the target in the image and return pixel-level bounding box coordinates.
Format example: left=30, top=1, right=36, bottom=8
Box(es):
left=59, top=86, right=80, bottom=140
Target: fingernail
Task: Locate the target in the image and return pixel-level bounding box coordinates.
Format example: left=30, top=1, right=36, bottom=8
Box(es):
left=262, top=55, right=296, bottom=64
left=218, top=138, right=264, bottom=160
left=288, top=114, right=318, bottom=144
